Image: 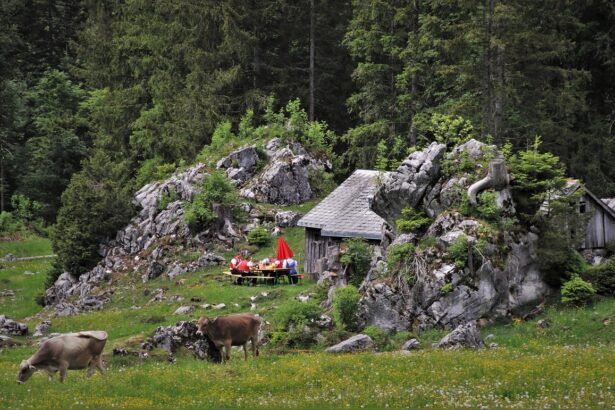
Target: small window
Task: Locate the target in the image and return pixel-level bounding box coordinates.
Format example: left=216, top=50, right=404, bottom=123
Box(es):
left=579, top=199, right=586, bottom=214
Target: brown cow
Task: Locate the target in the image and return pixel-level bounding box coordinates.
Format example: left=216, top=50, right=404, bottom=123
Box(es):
left=196, top=313, right=260, bottom=362
left=17, top=331, right=107, bottom=384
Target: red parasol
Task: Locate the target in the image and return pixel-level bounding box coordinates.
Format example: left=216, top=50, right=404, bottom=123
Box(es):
left=275, top=237, right=294, bottom=261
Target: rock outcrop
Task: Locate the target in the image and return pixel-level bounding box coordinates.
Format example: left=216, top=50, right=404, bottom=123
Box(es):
left=360, top=139, right=554, bottom=331
left=240, top=140, right=330, bottom=204
left=434, top=321, right=485, bottom=349
left=148, top=321, right=221, bottom=362
left=325, top=334, right=375, bottom=353
left=44, top=164, right=226, bottom=314
left=0, top=315, right=28, bottom=336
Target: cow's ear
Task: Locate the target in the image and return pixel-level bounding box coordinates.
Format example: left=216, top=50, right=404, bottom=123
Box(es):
left=29, top=365, right=36, bottom=370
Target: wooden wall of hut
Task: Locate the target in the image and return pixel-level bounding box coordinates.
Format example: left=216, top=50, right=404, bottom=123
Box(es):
left=303, top=228, right=341, bottom=280
left=584, top=198, right=615, bottom=249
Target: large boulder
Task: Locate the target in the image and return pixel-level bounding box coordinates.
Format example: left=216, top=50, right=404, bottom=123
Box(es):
left=0, top=315, right=28, bottom=336
left=148, top=321, right=221, bottom=362
left=274, top=211, right=303, bottom=227
left=33, top=320, right=52, bottom=337
left=358, top=282, right=411, bottom=332
left=434, top=321, right=485, bottom=349
left=216, top=145, right=261, bottom=186
left=325, top=334, right=375, bottom=353
left=241, top=147, right=313, bottom=204
left=372, top=142, right=447, bottom=224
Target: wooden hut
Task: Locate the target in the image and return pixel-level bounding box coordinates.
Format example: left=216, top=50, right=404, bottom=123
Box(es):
left=546, top=180, right=615, bottom=250
left=297, top=170, right=389, bottom=279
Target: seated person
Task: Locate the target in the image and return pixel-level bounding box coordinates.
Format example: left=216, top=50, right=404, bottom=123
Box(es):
left=283, top=257, right=299, bottom=284
left=236, top=255, right=253, bottom=285
left=259, top=256, right=272, bottom=270
left=229, top=254, right=242, bottom=275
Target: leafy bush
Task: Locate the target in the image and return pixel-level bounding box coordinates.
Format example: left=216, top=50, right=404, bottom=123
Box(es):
left=561, top=275, right=596, bottom=306
left=157, top=187, right=180, bottom=211
left=448, top=234, right=469, bottom=269
left=53, top=152, right=134, bottom=277
left=387, top=242, right=416, bottom=285
left=412, top=112, right=474, bottom=146
left=441, top=282, right=454, bottom=295
left=340, top=238, right=371, bottom=287
left=0, top=212, right=23, bottom=235
left=582, top=261, right=615, bottom=296
left=308, top=169, right=337, bottom=198
left=333, top=285, right=361, bottom=331
left=183, top=172, right=239, bottom=231
left=135, top=157, right=177, bottom=188
left=247, top=226, right=271, bottom=247
left=271, top=300, right=323, bottom=330
left=270, top=300, right=323, bottom=348
left=475, top=191, right=500, bottom=221
left=508, top=136, right=567, bottom=220
left=396, top=208, right=431, bottom=233
left=363, top=325, right=390, bottom=350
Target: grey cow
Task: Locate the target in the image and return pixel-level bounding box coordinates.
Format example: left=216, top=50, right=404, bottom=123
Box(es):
left=17, top=331, right=107, bottom=384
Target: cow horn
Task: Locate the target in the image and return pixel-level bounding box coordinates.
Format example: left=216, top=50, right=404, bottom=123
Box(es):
left=29, top=365, right=36, bottom=370
left=17, top=380, right=23, bottom=385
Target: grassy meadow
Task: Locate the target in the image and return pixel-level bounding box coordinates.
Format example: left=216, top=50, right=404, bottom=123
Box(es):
left=0, top=235, right=614, bottom=409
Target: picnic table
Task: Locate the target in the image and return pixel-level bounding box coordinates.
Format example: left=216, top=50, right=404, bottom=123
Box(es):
left=223, top=268, right=304, bottom=285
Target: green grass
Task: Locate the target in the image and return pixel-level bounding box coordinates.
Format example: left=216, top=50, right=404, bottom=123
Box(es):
left=0, top=235, right=52, bottom=258
left=0, top=346, right=613, bottom=408
left=1, top=237, right=615, bottom=408
left=0, top=259, right=51, bottom=320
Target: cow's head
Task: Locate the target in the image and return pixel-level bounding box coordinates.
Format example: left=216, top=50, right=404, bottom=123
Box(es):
left=17, top=360, right=36, bottom=384
left=195, top=316, right=211, bottom=337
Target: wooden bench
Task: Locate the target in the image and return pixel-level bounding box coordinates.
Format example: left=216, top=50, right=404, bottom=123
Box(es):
left=223, top=271, right=304, bottom=285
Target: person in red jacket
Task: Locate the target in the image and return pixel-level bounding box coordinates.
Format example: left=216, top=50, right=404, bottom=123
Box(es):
left=236, top=255, right=254, bottom=285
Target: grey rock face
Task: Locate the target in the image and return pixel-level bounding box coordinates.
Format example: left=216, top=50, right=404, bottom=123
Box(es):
left=216, top=145, right=260, bottom=186
left=373, top=142, right=447, bottom=224
left=240, top=140, right=330, bottom=205
left=173, top=305, right=194, bottom=315
left=33, top=320, right=52, bottom=337
left=274, top=211, right=303, bottom=227
left=0, top=315, right=28, bottom=336
left=149, top=321, right=221, bottom=362
left=401, top=338, right=421, bottom=351
left=434, top=322, right=485, bottom=349
left=358, top=282, right=411, bottom=332
left=325, top=334, right=375, bottom=353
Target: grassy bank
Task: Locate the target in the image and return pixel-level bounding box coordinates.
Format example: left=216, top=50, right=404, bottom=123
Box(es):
left=1, top=236, right=614, bottom=408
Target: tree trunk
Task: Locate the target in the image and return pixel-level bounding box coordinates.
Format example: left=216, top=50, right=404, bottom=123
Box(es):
left=309, top=0, right=315, bottom=121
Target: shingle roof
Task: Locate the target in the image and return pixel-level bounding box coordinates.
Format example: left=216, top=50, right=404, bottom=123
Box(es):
left=297, top=170, right=389, bottom=240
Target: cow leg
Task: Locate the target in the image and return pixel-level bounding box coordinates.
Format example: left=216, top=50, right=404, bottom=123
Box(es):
left=45, top=369, right=55, bottom=381
left=95, top=355, right=106, bottom=375
left=251, top=338, right=258, bottom=358
left=242, top=343, right=248, bottom=361
left=224, top=342, right=232, bottom=362
left=58, top=362, right=69, bottom=383
left=87, top=360, right=95, bottom=378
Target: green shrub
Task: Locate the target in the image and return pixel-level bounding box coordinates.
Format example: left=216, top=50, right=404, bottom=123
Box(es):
left=475, top=191, right=500, bottom=221
left=135, top=157, right=177, bottom=188
left=333, top=285, right=361, bottom=331
left=363, top=325, right=390, bottom=350
left=418, top=236, right=437, bottom=249
left=247, top=226, right=271, bottom=247
left=308, top=169, right=337, bottom=198
left=387, top=243, right=416, bottom=285
left=340, top=238, right=371, bottom=287
left=0, top=211, right=23, bottom=235
left=441, top=282, right=454, bottom=295
left=183, top=172, right=240, bottom=231
left=396, top=208, right=431, bottom=233
left=582, top=261, right=615, bottom=296
left=561, top=275, right=596, bottom=306
left=448, top=234, right=469, bottom=269
left=270, top=300, right=323, bottom=349
left=157, top=187, right=180, bottom=211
